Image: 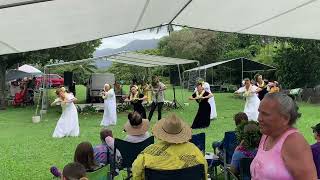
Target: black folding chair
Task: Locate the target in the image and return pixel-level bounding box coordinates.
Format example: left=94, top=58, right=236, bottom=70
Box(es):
left=113, top=136, right=154, bottom=180
left=239, top=157, right=253, bottom=180
left=222, top=131, right=238, bottom=180
left=145, top=164, right=205, bottom=180
left=190, top=133, right=206, bottom=154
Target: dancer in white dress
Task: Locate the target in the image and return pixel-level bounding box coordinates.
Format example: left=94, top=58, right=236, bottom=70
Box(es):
left=234, top=78, right=260, bottom=121
left=195, top=78, right=217, bottom=119
left=51, top=87, right=79, bottom=138
left=100, top=83, right=117, bottom=126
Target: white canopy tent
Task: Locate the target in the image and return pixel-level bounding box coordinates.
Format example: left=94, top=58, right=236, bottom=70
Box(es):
left=18, top=64, right=42, bottom=74
left=41, top=52, right=199, bottom=111
left=1, top=0, right=320, bottom=56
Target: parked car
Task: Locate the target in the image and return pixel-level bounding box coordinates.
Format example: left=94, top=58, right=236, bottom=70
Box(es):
left=36, top=74, right=64, bottom=88
left=86, top=73, right=115, bottom=103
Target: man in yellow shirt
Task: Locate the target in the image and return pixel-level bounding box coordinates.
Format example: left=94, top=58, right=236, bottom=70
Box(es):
left=132, top=113, right=208, bottom=180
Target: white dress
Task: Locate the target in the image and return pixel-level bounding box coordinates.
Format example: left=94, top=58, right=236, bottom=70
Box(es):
left=236, top=85, right=260, bottom=121
left=195, top=82, right=217, bottom=119
left=100, top=89, right=117, bottom=126
left=52, top=93, right=79, bottom=138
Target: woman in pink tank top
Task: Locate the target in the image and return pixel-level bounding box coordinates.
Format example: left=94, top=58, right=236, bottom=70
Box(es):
left=250, top=93, right=317, bottom=180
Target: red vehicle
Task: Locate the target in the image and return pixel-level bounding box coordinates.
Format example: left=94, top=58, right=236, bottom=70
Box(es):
left=36, top=74, right=64, bottom=88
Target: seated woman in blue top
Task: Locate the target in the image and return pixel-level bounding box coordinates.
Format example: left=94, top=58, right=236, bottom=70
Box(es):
left=230, top=121, right=261, bottom=176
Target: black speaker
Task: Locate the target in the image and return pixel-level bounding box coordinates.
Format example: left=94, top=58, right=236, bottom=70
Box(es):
left=64, top=71, right=73, bottom=88
left=169, top=67, right=180, bottom=86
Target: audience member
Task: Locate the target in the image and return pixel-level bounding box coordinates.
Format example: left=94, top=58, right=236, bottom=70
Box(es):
left=250, top=93, right=317, bottom=179
left=104, top=112, right=150, bottom=153
left=124, top=112, right=150, bottom=143
left=230, top=122, right=261, bottom=176
left=61, top=162, right=88, bottom=180
left=311, top=123, right=320, bottom=178
left=132, top=113, right=208, bottom=180
left=212, top=112, right=249, bottom=154
left=74, top=142, right=101, bottom=172
left=93, top=128, right=114, bottom=165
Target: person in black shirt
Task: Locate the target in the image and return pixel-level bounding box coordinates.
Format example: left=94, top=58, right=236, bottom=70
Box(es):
left=124, top=85, right=147, bottom=118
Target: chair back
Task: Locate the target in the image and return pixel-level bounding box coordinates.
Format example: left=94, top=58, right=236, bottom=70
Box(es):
left=145, top=164, right=205, bottom=180
left=87, top=165, right=111, bottom=180
left=114, top=136, right=154, bottom=169
left=190, top=133, right=206, bottom=154
left=223, top=131, right=237, bottom=164
left=239, top=157, right=253, bottom=180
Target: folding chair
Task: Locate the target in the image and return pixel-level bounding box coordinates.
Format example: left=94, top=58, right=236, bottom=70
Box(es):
left=113, top=136, right=154, bottom=180
left=190, top=133, right=220, bottom=179
left=190, top=133, right=206, bottom=154
left=87, top=165, right=111, bottom=180
left=222, top=131, right=238, bottom=180
left=145, top=164, right=205, bottom=180
left=239, top=157, right=253, bottom=180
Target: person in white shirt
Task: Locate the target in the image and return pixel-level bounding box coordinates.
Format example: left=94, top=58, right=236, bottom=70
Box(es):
left=100, top=83, right=117, bottom=127
left=234, top=78, right=260, bottom=121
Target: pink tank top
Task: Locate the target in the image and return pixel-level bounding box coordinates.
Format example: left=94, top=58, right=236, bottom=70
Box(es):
left=250, top=129, right=298, bottom=180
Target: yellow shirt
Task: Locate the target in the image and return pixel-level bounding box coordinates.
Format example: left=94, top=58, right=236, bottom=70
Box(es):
left=269, top=87, right=280, bottom=93
left=132, top=141, right=208, bottom=180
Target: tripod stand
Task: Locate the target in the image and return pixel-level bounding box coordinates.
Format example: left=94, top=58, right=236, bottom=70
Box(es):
left=172, top=85, right=183, bottom=109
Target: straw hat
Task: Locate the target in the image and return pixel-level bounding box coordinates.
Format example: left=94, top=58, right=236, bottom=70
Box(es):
left=153, top=114, right=192, bottom=144
left=124, top=118, right=149, bottom=136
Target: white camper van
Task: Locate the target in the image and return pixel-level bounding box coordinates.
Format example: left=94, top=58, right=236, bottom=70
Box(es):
left=86, top=73, right=115, bottom=103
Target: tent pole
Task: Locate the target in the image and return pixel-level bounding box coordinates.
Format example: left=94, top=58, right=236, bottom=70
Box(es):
left=41, top=67, right=48, bottom=112
left=204, top=68, right=207, bottom=81
left=211, top=68, right=214, bottom=85
left=241, top=58, right=244, bottom=81
left=177, top=64, right=184, bottom=105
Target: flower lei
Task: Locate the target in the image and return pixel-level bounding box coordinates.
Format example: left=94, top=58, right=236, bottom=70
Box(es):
left=258, top=80, right=266, bottom=88
left=196, top=90, right=205, bottom=101
left=237, top=146, right=255, bottom=158
left=130, top=92, right=139, bottom=103
left=243, top=85, right=252, bottom=97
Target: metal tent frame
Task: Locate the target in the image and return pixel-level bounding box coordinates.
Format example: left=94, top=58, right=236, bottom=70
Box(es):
left=183, top=57, right=276, bottom=90
left=41, top=51, right=199, bottom=112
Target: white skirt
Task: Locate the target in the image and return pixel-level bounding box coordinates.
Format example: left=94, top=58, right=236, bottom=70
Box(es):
left=100, top=98, right=117, bottom=126
left=244, top=96, right=260, bottom=121
left=52, top=103, right=79, bottom=138
left=208, top=96, right=217, bottom=119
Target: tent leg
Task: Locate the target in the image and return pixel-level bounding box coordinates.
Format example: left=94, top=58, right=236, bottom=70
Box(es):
left=204, top=68, right=207, bottom=81
left=241, top=58, right=244, bottom=81
left=173, top=64, right=183, bottom=109
left=41, top=68, right=48, bottom=117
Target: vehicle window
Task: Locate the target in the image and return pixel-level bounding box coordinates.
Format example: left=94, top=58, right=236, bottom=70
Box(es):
left=49, top=75, right=60, bottom=79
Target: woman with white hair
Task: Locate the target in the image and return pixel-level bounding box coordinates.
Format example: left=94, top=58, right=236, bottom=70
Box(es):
left=100, top=83, right=117, bottom=127
left=250, top=93, right=317, bottom=180
left=234, top=78, right=260, bottom=121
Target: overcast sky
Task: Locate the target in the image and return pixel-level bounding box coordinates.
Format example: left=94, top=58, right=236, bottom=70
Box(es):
left=97, top=28, right=169, bottom=50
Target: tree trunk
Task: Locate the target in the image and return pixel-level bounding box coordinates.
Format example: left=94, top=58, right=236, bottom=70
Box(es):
left=0, top=63, right=6, bottom=110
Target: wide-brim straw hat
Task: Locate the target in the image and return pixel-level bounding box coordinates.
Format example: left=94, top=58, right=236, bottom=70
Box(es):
left=153, top=114, right=192, bottom=144
left=124, top=119, right=149, bottom=136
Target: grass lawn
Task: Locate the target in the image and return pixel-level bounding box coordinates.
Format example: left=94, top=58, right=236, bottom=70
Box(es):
left=0, top=85, right=319, bottom=179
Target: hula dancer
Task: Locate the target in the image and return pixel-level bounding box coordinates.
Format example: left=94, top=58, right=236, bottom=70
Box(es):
left=51, top=87, right=79, bottom=138
left=195, top=78, right=217, bottom=120
left=100, top=83, right=117, bottom=127
left=189, top=83, right=213, bottom=129
left=148, top=76, right=166, bottom=121
left=125, top=85, right=147, bottom=118
left=234, top=78, right=260, bottom=121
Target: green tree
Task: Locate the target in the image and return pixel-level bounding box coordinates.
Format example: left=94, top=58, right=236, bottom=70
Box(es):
left=274, top=39, right=320, bottom=88
left=0, top=40, right=101, bottom=109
